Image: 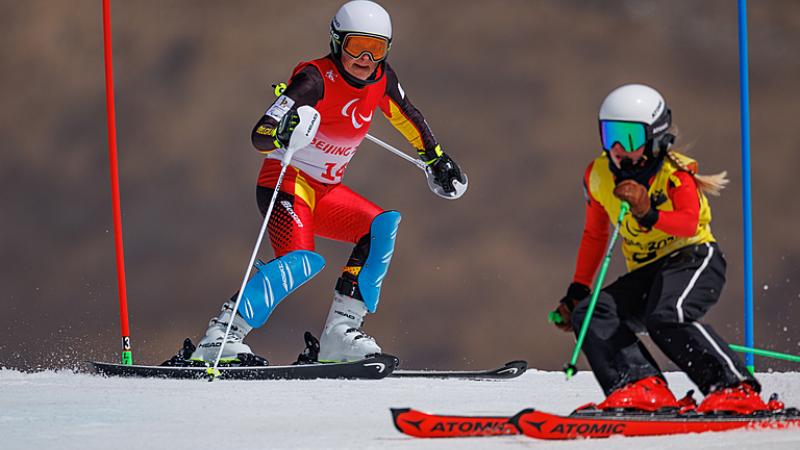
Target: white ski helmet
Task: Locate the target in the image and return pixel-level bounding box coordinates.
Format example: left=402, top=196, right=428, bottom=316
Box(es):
left=330, top=1, right=392, bottom=61
left=598, top=84, right=672, bottom=154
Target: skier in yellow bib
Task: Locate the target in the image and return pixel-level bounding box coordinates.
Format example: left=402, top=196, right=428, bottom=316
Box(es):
left=553, top=84, right=778, bottom=415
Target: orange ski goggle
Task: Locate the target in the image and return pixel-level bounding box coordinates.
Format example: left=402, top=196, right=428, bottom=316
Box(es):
left=342, top=34, right=390, bottom=62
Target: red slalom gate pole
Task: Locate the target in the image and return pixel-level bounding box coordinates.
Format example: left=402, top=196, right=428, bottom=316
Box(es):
left=102, top=0, right=133, bottom=365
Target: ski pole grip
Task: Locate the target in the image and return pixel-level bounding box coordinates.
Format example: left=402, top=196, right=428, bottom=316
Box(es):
left=273, top=82, right=287, bottom=97
left=548, top=310, right=564, bottom=324
left=618, top=201, right=630, bottom=222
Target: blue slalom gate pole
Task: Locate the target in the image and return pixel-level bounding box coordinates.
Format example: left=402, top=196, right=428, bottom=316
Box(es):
left=737, top=0, right=755, bottom=373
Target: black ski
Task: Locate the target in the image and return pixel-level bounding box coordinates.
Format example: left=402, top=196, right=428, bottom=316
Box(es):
left=390, top=360, right=527, bottom=379
left=89, top=354, right=397, bottom=380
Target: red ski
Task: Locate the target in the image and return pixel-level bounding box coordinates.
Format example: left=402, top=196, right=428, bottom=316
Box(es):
left=511, top=407, right=800, bottom=440
left=390, top=408, right=518, bottom=438
left=391, top=406, right=800, bottom=440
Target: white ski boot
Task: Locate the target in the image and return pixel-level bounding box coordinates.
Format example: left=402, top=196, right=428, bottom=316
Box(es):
left=190, top=302, right=254, bottom=364
left=318, top=292, right=382, bottom=362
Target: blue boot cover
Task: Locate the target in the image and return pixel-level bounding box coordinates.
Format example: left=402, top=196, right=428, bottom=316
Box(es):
left=238, top=250, right=325, bottom=328
left=358, top=211, right=401, bottom=313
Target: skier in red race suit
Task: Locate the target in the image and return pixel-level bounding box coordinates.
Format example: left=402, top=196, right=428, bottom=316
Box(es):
left=181, top=1, right=465, bottom=365
left=553, top=84, right=779, bottom=415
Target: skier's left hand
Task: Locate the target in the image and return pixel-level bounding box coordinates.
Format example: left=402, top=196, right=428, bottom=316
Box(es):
left=553, top=282, right=591, bottom=332
left=428, top=152, right=465, bottom=195
left=553, top=302, right=574, bottom=332
left=613, top=179, right=650, bottom=217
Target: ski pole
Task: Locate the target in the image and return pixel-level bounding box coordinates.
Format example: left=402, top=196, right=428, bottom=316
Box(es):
left=271, top=82, right=467, bottom=199
left=364, top=134, right=428, bottom=171
left=563, top=201, right=630, bottom=380
left=363, top=133, right=469, bottom=199
left=729, top=344, right=800, bottom=364
left=547, top=321, right=800, bottom=365
left=207, top=106, right=320, bottom=380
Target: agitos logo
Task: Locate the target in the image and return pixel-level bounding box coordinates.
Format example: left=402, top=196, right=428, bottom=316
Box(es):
left=341, top=98, right=373, bottom=129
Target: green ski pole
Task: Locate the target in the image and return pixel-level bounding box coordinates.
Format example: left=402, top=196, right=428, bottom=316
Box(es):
left=549, top=323, right=800, bottom=367
left=560, top=201, right=629, bottom=380
left=729, top=344, right=800, bottom=364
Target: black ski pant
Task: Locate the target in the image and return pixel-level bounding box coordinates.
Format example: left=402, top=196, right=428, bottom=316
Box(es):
left=571, top=242, right=758, bottom=396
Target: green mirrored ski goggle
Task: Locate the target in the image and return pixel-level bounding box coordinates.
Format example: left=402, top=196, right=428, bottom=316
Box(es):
left=599, top=120, right=648, bottom=152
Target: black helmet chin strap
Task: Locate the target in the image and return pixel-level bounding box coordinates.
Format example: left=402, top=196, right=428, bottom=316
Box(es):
left=610, top=153, right=664, bottom=185
left=655, top=132, right=675, bottom=157
left=608, top=133, right=670, bottom=185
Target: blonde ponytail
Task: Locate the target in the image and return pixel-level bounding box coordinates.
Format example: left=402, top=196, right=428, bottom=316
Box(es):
left=665, top=150, right=728, bottom=196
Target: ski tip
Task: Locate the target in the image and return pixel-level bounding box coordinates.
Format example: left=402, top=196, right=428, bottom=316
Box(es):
left=390, top=407, right=522, bottom=438
left=504, top=360, right=528, bottom=370
left=88, top=361, right=133, bottom=377
left=389, top=408, right=413, bottom=434
left=508, top=408, right=535, bottom=428
left=390, top=408, right=411, bottom=420
left=379, top=353, right=401, bottom=369
left=494, top=360, right=528, bottom=378
left=87, top=361, right=106, bottom=376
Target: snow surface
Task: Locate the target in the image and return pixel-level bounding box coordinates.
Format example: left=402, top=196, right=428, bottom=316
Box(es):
left=1, top=367, right=799, bottom=450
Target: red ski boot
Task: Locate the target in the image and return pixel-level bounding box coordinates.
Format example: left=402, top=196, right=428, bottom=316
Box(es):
left=597, top=376, right=679, bottom=412
left=697, top=383, right=768, bottom=415
left=766, top=393, right=786, bottom=412
left=676, top=390, right=699, bottom=414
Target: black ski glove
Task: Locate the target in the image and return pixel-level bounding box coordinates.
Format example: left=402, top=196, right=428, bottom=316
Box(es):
left=427, top=151, right=465, bottom=194
left=552, top=282, right=591, bottom=332
left=273, top=108, right=300, bottom=148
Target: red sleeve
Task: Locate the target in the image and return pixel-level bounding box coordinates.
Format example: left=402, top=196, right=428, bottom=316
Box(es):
left=653, top=171, right=700, bottom=237
left=573, top=163, right=610, bottom=287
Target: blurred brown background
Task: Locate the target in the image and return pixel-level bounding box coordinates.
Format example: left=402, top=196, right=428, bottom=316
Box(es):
left=1, top=0, right=798, bottom=373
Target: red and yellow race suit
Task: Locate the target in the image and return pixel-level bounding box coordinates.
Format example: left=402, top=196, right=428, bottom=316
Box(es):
left=250, top=55, right=438, bottom=256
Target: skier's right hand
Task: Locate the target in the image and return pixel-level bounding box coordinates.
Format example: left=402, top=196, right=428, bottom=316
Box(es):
left=613, top=179, right=651, bottom=218
left=553, top=282, right=591, bottom=332
left=274, top=108, right=301, bottom=148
